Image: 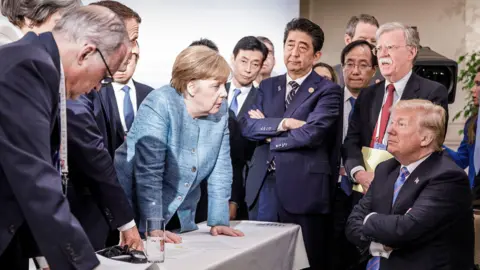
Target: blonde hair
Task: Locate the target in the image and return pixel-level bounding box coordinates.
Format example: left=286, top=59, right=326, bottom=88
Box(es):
left=170, top=46, right=231, bottom=94
left=392, top=99, right=446, bottom=151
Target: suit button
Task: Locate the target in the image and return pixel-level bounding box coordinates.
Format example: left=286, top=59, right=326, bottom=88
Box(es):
left=191, top=167, right=197, bottom=172
left=192, top=148, right=196, bottom=153
left=184, top=183, right=190, bottom=188
left=177, top=196, right=182, bottom=201
left=8, top=225, right=15, bottom=234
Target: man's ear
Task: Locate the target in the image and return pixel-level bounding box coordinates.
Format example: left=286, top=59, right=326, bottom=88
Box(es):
left=77, top=44, right=97, bottom=66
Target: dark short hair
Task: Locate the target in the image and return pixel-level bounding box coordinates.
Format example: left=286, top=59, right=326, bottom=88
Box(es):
left=0, top=0, right=81, bottom=27
left=90, top=0, right=141, bottom=23
left=345, top=14, right=379, bottom=38
left=283, top=18, right=324, bottom=53
left=312, top=62, right=338, bottom=83
left=256, top=36, right=274, bottom=54
left=189, top=38, right=219, bottom=52
left=233, top=36, right=268, bottom=62
left=340, top=39, right=377, bottom=67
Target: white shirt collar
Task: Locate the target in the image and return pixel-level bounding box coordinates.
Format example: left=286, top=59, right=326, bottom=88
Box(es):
left=112, top=78, right=135, bottom=92
left=344, top=86, right=354, bottom=103
left=286, top=69, right=312, bottom=86
left=384, top=70, right=412, bottom=97
left=401, top=153, right=431, bottom=175
left=229, top=81, right=252, bottom=94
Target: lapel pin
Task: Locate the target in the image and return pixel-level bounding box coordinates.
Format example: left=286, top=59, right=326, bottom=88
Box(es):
left=308, top=87, right=314, bottom=94
left=414, top=178, right=419, bottom=184
left=277, top=85, right=281, bottom=91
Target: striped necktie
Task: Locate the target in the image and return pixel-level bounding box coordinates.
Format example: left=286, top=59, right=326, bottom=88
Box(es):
left=286, top=81, right=300, bottom=108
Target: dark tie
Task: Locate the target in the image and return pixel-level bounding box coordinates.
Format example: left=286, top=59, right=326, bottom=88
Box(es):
left=229, top=88, right=242, bottom=116
left=348, top=96, right=356, bottom=121
left=340, top=97, right=357, bottom=196
left=366, top=166, right=410, bottom=270
left=370, top=84, right=395, bottom=147
left=122, top=85, right=134, bottom=131
left=286, top=81, right=300, bottom=108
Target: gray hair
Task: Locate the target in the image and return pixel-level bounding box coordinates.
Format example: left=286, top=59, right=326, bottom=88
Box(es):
left=376, top=22, right=420, bottom=50
left=392, top=99, right=446, bottom=151
left=52, top=5, right=129, bottom=59
left=0, top=0, right=81, bottom=28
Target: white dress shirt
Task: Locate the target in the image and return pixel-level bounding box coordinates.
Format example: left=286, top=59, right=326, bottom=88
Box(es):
left=112, top=79, right=137, bottom=132
left=350, top=70, right=413, bottom=180
left=364, top=153, right=431, bottom=258
left=227, top=82, right=252, bottom=111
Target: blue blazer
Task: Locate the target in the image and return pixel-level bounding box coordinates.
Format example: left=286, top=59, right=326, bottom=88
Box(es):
left=0, top=32, right=98, bottom=269
left=444, top=116, right=476, bottom=187
left=240, top=72, right=343, bottom=215
left=115, top=86, right=232, bottom=233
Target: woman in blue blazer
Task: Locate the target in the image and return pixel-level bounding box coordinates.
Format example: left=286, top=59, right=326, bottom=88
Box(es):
left=443, top=73, right=479, bottom=188
left=115, top=46, right=243, bottom=242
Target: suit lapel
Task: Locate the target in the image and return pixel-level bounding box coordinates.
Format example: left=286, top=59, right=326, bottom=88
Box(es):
left=272, top=75, right=287, bottom=117
left=238, top=86, right=257, bottom=118
left=134, top=80, right=147, bottom=109
left=37, top=32, right=61, bottom=73
left=284, top=72, right=318, bottom=118
left=378, top=161, right=401, bottom=214
left=399, top=73, right=420, bottom=100
left=105, top=84, right=126, bottom=138
left=370, top=82, right=385, bottom=132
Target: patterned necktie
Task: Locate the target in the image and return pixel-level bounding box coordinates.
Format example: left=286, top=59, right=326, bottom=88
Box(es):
left=122, top=85, right=134, bottom=131
left=366, top=166, right=410, bottom=270
left=348, top=96, right=356, bottom=121
left=229, top=88, right=242, bottom=116
left=370, top=84, right=395, bottom=147
left=474, top=115, right=480, bottom=175
left=286, top=81, right=300, bottom=108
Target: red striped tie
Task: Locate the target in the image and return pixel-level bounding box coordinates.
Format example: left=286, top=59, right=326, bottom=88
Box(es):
left=370, top=84, right=395, bottom=147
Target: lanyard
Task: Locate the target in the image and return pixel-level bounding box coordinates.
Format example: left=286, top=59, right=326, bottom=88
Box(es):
left=58, top=64, right=68, bottom=194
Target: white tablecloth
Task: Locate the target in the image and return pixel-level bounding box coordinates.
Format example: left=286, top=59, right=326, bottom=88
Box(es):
left=31, top=221, right=309, bottom=270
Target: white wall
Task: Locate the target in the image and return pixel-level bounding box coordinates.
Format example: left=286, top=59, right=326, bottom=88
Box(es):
left=1, top=0, right=299, bottom=88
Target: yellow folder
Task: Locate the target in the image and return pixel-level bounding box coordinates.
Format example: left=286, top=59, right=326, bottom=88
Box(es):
left=352, top=147, right=394, bottom=193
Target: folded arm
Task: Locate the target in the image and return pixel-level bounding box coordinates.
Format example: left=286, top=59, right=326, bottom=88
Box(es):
left=270, top=84, right=341, bottom=151
left=345, top=183, right=374, bottom=249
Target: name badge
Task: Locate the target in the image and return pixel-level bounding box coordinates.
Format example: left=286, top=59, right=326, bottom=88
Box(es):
left=373, top=142, right=387, bottom=150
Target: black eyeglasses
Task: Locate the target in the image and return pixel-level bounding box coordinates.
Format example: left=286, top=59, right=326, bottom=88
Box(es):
left=96, top=48, right=114, bottom=85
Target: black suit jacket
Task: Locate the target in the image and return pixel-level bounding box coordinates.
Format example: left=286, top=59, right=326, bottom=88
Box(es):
left=0, top=32, right=98, bottom=269
left=343, top=73, right=449, bottom=176
left=345, top=151, right=474, bottom=270
left=66, top=95, right=135, bottom=249
left=226, top=83, right=258, bottom=205
left=98, top=80, right=153, bottom=156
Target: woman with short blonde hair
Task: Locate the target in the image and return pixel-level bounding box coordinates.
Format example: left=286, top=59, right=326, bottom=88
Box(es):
left=115, top=45, right=243, bottom=242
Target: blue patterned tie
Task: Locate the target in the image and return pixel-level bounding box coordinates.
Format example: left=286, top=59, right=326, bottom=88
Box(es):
left=229, top=88, right=242, bottom=116
left=122, top=85, right=134, bottom=131
left=340, top=97, right=356, bottom=195
left=285, top=81, right=300, bottom=108
left=348, top=96, right=356, bottom=121
left=474, top=115, right=480, bottom=175
left=366, top=166, right=410, bottom=270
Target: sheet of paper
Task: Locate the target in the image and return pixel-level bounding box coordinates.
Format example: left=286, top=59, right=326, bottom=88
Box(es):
left=354, top=146, right=394, bottom=193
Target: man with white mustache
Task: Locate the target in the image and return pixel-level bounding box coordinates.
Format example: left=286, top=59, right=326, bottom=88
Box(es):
left=342, top=22, right=448, bottom=195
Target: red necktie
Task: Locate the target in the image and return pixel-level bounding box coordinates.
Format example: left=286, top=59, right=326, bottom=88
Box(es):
left=370, top=84, right=395, bottom=147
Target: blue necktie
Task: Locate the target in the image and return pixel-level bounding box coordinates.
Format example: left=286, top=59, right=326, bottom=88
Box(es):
left=229, top=88, right=242, bottom=116
left=474, top=115, right=480, bottom=175
left=340, top=97, right=357, bottom=195
left=366, top=166, right=410, bottom=270
left=286, top=81, right=300, bottom=109
left=122, top=85, right=134, bottom=131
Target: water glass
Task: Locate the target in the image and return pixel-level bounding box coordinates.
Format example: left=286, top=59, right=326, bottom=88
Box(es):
left=145, top=218, right=165, bottom=263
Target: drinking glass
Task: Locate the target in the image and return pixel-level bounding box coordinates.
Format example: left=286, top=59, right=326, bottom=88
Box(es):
left=145, top=218, right=165, bottom=263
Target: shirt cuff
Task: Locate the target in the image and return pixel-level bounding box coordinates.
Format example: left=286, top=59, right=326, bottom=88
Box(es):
left=277, top=119, right=287, bottom=132
left=118, top=220, right=136, bottom=232
left=369, top=242, right=393, bottom=258
left=35, top=257, right=48, bottom=268
left=350, top=166, right=366, bottom=182
left=229, top=201, right=239, bottom=208
left=363, top=212, right=377, bottom=225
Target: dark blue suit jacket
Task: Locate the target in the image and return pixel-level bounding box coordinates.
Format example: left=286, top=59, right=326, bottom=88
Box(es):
left=66, top=95, right=135, bottom=249
left=241, top=72, right=343, bottom=214
left=0, top=32, right=98, bottom=269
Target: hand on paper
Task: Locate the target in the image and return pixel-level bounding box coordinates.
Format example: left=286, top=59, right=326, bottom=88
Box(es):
left=210, top=226, right=244, bottom=237
left=282, top=118, right=306, bottom=130
left=229, top=202, right=238, bottom=220
left=149, top=230, right=183, bottom=244
left=120, top=226, right=144, bottom=251
left=354, top=171, right=374, bottom=193
left=248, top=109, right=265, bottom=119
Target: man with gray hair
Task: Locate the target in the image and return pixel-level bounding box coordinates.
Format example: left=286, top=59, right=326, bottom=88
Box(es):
left=0, top=5, right=129, bottom=269
left=343, top=22, right=448, bottom=197
left=346, top=99, right=473, bottom=269
left=333, top=14, right=383, bottom=86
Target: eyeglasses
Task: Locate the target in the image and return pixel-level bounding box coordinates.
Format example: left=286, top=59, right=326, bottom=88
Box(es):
left=372, top=45, right=409, bottom=56
left=96, top=48, right=114, bottom=85
left=343, top=63, right=372, bottom=72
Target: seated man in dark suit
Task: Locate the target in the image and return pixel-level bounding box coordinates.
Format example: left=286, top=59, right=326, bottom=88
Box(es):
left=67, top=0, right=149, bottom=250
left=346, top=99, right=474, bottom=270
left=0, top=6, right=129, bottom=269
left=343, top=22, right=448, bottom=197
left=226, top=36, right=268, bottom=220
